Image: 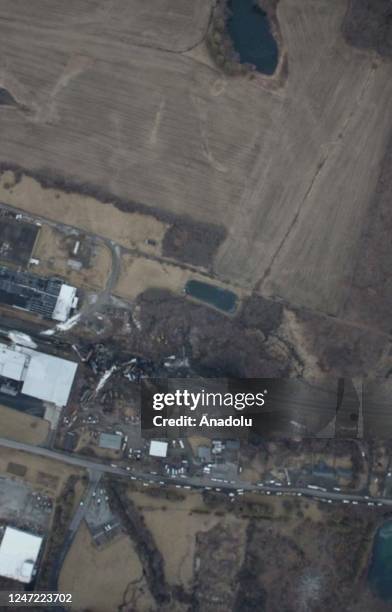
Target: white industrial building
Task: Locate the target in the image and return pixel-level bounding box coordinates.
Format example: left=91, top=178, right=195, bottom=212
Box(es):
left=52, top=284, right=78, bottom=322
left=0, top=342, right=78, bottom=407
left=149, top=440, right=168, bottom=458
left=0, top=527, right=43, bottom=583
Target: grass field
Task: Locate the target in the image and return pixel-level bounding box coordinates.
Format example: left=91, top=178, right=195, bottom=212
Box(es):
left=0, top=447, right=84, bottom=496
left=0, top=405, right=49, bottom=445
left=114, top=255, right=191, bottom=300
left=59, top=523, right=154, bottom=612
left=114, top=254, right=243, bottom=302
left=0, top=172, right=168, bottom=256
left=129, top=489, right=223, bottom=587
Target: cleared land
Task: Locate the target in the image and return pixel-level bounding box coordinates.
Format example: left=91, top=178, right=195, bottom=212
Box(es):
left=32, top=224, right=112, bottom=290
left=0, top=405, right=49, bottom=445
left=59, top=523, right=154, bottom=612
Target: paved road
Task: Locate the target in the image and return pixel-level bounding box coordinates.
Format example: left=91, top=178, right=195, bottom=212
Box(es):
left=48, top=470, right=102, bottom=591
left=0, top=436, right=391, bottom=508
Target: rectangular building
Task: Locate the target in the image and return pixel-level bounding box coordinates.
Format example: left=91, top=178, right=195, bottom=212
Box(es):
left=0, top=527, right=43, bottom=584
left=0, top=266, right=77, bottom=322
left=149, top=440, right=168, bottom=458
left=99, top=433, right=122, bottom=451
left=0, top=342, right=78, bottom=407
left=0, top=345, right=27, bottom=381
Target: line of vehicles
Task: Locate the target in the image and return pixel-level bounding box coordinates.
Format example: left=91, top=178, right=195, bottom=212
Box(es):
left=105, top=459, right=388, bottom=508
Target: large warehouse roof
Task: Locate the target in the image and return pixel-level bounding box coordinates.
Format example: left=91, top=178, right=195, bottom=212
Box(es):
left=0, top=527, right=43, bottom=583
left=0, top=345, right=27, bottom=381
left=21, top=349, right=78, bottom=407
left=0, top=342, right=78, bottom=407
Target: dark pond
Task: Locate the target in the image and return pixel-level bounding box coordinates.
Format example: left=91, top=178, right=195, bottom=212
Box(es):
left=227, top=0, right=278, bottom=75
left=185, top=280, right=237, bottom=313
left=0, top=87, right=17, bottom=106
left=368, top=521, right=392, bottom=601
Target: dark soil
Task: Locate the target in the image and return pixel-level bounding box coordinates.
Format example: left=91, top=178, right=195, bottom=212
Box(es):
left=235, top=513, right=380, bottom=611
left=343, top=0, right=392, bottom=56
left=239, top=294, right=283, bottom=336
left=162, top=219, right=226, bottom=269
left=135, top=289, right=292, bottom=377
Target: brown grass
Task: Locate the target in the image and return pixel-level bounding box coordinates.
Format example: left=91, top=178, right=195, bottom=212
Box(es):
left=32, top=224, right=112, bottom=290
left=0, top=404, right=49, bottom=445
left=59, top=523, right=154, bottom=612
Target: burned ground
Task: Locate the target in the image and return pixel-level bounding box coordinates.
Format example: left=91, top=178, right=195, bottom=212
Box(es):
left=234, top=512, right=383, bottom=612
left=239, top=294, right=283, bottom=337
left=162, top=220, right=226, bottom=269
left=135, top=289, right=292, bottom=378
left=343, top=0, right=392, bottom=56
left=62, top=287, right=387, bottom=387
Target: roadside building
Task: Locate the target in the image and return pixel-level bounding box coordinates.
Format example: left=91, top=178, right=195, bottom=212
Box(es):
left=197, top=445, right=212, bottom=463
left=0, top=526, right=43, bottom=584
left=149, top=440, right=168, bottom=458
left=99, top=433, right=122, bottom=451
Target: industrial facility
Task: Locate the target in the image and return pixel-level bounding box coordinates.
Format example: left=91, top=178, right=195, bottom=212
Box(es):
left=0, top=266, right=78, bottom=322
left=0, top=526, right=43, bottom=583
left=0, top=342, right=78, bottom=407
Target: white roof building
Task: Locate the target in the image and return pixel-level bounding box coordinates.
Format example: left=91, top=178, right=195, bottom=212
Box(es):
left=0, top=345, right=27, bottom=381
left=0, top=527, right=43, bottom=584
left=0, top=342, right=78, bottom=407
left=21, top=350, right=78, bottom=407
left=52, top=284, right=78, bottom=322
left=149, top=440, right=168, bottom=458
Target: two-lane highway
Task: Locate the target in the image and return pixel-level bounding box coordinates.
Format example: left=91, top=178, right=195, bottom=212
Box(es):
left=0, top=436, right=391, bottom=508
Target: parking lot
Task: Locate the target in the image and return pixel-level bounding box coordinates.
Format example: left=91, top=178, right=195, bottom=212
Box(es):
left=85, top=485, right=121, bottom=547
left=0, top=476, right=52, bottom=532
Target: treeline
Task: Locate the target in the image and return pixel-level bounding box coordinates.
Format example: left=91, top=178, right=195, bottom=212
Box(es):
left=36, top=475, right=79, bottom=590
left=106, top=479, right=171, bottom=606
left=206, top=0, right=251, bottom=75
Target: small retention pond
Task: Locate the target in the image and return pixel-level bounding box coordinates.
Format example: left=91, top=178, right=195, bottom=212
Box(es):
left=368, top=521, right=392, bottom=601
left=227, top=0, right=278, bottom=75
left=185, top=280, right=238, bottom=313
